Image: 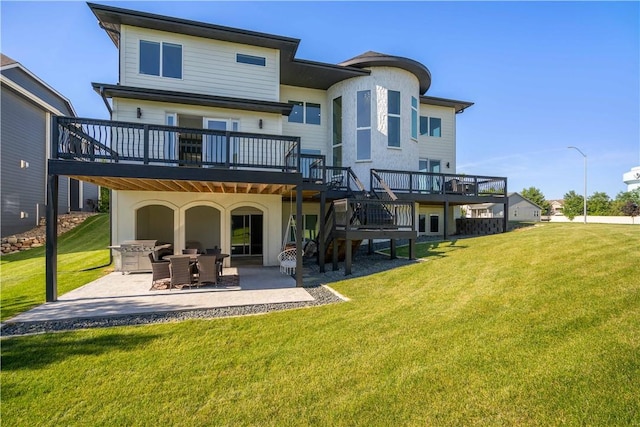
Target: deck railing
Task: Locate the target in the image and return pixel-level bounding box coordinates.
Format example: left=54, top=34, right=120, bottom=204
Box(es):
left=333, top=198, right=414, bottom=230
left=54, top=116, right=301, bottom=172
left=371, top=169, right=507, bottom=197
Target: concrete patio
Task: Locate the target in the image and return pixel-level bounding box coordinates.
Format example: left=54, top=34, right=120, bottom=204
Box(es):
left=7, top=266, right=314, bottom=323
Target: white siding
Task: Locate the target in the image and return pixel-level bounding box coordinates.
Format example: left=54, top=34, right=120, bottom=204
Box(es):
left=418, top=104, right=456, bottom=172
left=280, top=85, right=328, bottom=154
left=121, top=26, right=280, bottom=101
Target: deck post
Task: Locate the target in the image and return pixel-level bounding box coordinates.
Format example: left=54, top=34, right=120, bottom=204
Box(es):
left=390, top=238, right=397, bottom=259
left=443, top=200, right=449, bottom=240
left=295, top=186, right=303, bottom=287
left=409, top=238, right=416, bottom=260
left=345, top=238, right=352, bottom=275
left=319, top=190, right=326, bottom=273
left=46, top=173, right=59, bottom=302
left=503, top=181, right=509, bottom=233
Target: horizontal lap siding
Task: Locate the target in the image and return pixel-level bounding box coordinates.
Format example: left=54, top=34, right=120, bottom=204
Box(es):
left=280, top=86, right=328, bottom=154
left=121, top=26, right=279, bottom=101
left=418, top=104, right=456, bottom=170
left=1, top=89, right=46, bottom=235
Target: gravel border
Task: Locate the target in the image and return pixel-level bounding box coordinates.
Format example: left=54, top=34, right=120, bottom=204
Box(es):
left=0, top=286, right=345, bottom=337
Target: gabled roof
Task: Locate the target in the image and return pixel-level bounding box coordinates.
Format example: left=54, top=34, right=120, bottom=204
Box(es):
left=1, top=53, right=76, bottom=116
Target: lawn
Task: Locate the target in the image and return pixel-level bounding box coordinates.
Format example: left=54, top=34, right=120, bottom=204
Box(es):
left=2, top=223, right=639, bottom=426
left=0, top=214, right=112, bottom=321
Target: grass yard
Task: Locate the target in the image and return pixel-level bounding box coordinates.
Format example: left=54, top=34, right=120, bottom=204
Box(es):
left=0, top=214, right=112, bottom=321
left=2, top=223, right=639, bottom=425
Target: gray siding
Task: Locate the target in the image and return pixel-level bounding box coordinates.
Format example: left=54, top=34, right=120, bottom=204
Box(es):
left=1, top=68, right=73, bottom=116
left=1, top=87, right=47, bottom=236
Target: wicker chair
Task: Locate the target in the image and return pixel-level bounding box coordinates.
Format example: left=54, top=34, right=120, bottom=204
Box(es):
left=169, top=256, right=193, bottom=289
left=277, top=248, right=297, bottom=275
left=148, top=253, right=170, bottom=289
left=196, top=254, right=218, bottom=286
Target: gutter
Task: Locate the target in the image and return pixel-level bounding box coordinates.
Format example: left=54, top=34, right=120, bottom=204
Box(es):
left=97, top=85, right=113, bottom=115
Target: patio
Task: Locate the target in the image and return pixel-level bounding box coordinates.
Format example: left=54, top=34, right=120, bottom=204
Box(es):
left=6, top=266, right=315, bottom=324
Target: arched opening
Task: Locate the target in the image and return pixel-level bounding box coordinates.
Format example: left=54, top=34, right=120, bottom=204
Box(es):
left=230, top=206, right=263, bottom=266
left=185, top=205, right=221, bottom=253
left=136, top=204, right=174, bottom=245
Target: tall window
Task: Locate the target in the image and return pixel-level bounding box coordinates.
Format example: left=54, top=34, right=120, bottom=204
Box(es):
left=411, top=97, right=418, bottom=140
left=332, top=97, right=342, bottom=167
left=388, top=90, right=400, bottom=147
left=288, top=101, right=321, bottom=125
left=420, top=116, right=442, bottom=137
left=356, top=90, right=371, bottom=160
left=140, top=40, right=182, bottom=79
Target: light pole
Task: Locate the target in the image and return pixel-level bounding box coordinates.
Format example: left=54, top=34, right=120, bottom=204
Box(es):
left=568, top=146, right=587, bottom=224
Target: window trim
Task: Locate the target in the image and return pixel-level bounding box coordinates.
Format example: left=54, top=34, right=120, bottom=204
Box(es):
left=387, top=90, right=401, bottom=148
left=139, top=39, right=183, bottom=79
left=356, top=90, right=372, bottom=161
left=411, top=97, right=418, bottom=141
left=236, top=53, right=266, bottom=66
left=419, top=115, right=442, bottom=138
left=287, top=100, right=321, bottom=125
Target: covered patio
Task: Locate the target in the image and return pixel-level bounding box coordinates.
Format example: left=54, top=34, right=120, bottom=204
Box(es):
left=8, top=267, right=317, bottom=324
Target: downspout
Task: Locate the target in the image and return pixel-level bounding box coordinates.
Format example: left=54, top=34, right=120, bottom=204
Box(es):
left=98, top=85, right=113, bottom=116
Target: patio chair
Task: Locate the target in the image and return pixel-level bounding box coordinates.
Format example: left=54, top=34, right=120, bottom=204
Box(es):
left=148, top=253, right=170, bottom=289
left=169, top=255, right=193, bottom=289
left=206, top=247, right=223, bottom=275
left=277, top=247, right=297, bottom=275
left=196, top=254, right=218, bottom=286
left=182, top=248, right=198, bottom=255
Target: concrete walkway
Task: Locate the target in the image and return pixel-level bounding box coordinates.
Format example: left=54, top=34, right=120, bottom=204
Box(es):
left=7, top=267, right=314, bottom=323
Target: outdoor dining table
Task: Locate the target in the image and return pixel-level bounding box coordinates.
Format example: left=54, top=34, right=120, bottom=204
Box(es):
left=162, top=253, right=229, bottom=274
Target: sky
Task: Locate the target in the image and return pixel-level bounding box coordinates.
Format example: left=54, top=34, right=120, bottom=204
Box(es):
left=1, top=1, right=638, bottom=200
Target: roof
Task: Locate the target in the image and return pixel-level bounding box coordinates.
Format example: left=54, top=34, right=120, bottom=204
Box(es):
left=93, top=83, right=294, bottom=115
left=1, top=53, right=76, bottom=116
left=420, top=95, right=474, bottom=114
left=1, top=53, right=18, bottom=67
left=340, top=51, right=432, bottom=94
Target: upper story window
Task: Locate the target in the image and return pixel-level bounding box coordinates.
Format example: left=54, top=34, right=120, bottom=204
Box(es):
left=420, top=116, right=442, bottom=137
left=139, top=40, right=182, bottom=79
left=287, top=101, right=321, bottom=125
left=236, top=53, right=266, bottom=66
left=388, top=90, right=400, bottom=147
left=356, top=90, right=371, bottom=161
left=411, top=97, right=418, bottom=140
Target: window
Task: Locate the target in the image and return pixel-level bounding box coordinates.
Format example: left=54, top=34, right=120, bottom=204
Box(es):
left=356, top=90, right=371, bottom=160
left=139, top=40, right=182, bottom=79
left=411, top=97, right=418, bottom=140
left=289, top=214, right=319, bottom=241
left=388, top=90, right=400, bottom=147
left=288, top=101, right=321, bottom=125
left=420, top=116, right=442, bottom=137
left=332, top=97, right=342, bottom=167
left=236, top=53, right=266, bottom=66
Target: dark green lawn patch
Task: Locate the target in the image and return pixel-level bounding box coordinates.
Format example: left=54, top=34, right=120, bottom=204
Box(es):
left=1, top=214, right=112, bottom=321
left=2, top=223, right=639, bottom=425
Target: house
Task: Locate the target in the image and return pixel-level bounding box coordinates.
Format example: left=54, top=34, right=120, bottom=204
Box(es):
left=548, top=199, right=564, bottom=216
left=1, top=54, right=98, bottom=236
left=43, top=3, right=508, bottom=300
left=464, top=193, right=542, bottom=222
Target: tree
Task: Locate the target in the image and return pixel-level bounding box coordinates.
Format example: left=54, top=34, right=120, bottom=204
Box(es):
left=611, top=189, right=640, bottom=215
left=587, top=192, right=612, bottom=216
left=521, top=187, right=551, bottom=215
left=563, top=190, right=584, bottom=220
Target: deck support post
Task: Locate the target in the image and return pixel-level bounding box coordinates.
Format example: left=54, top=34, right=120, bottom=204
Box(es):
left=409, top=238, right=416, bottom=260
left=443, top=201, right=449, bottom=240
left=319, top=190, right=326, bottom=273
left=503, top=182, right=509, bottom=232
left=390, top=238, right=397, bottom=259
left=368, top=239, right=373, bottom=255
left=345, top=238, right=352, bottom=275
left=46, top=173, right=59, bottom=302
left=295, top=186, right=303, bottom=287
left=332, top=238, right=339, bottom=271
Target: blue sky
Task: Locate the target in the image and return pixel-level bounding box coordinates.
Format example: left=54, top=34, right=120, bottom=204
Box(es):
left=2, top=1, right=638, bottom=200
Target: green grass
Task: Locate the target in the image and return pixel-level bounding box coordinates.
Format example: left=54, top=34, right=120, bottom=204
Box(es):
left=2, top=223, right=639, bottom=425
left=0, top=214, right=112, bottom=321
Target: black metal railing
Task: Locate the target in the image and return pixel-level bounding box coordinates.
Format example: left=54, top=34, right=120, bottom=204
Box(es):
left=371, top=169, right=507, bottom=197
left=332, top=198, right=414, bottom=230
left=54, top=116, right=302, bottom=172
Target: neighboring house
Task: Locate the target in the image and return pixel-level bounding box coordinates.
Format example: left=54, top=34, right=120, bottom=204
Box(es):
left=464, top=193, right=542, bottom=222
left=1, top=54, right=98, bottom=237
left=623, top=166, right=640, bottom=191
left=44, top=3, right=508, bottom=299
left=548, top=199, right=564, bottom=216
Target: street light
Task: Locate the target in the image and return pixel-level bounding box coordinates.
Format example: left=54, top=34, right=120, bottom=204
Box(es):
left=568, top=146, right=587, bottom=224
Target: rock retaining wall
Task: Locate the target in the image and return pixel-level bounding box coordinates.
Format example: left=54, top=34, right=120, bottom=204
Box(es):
left=1, top=213, right=97, bottom=254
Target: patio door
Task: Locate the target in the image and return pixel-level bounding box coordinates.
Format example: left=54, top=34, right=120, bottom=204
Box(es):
left=231, top=214, right=263, bottom=256
left=203, top=118, right=239, bottom=165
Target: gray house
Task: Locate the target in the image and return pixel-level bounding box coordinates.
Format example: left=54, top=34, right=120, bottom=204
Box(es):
left=1, top=54, right=98, bottom=236
left=464, top=192, right=542, bottom=222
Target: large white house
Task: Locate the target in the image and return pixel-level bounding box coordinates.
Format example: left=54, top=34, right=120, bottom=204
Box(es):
left=44, top=3, right=508, bottom=300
